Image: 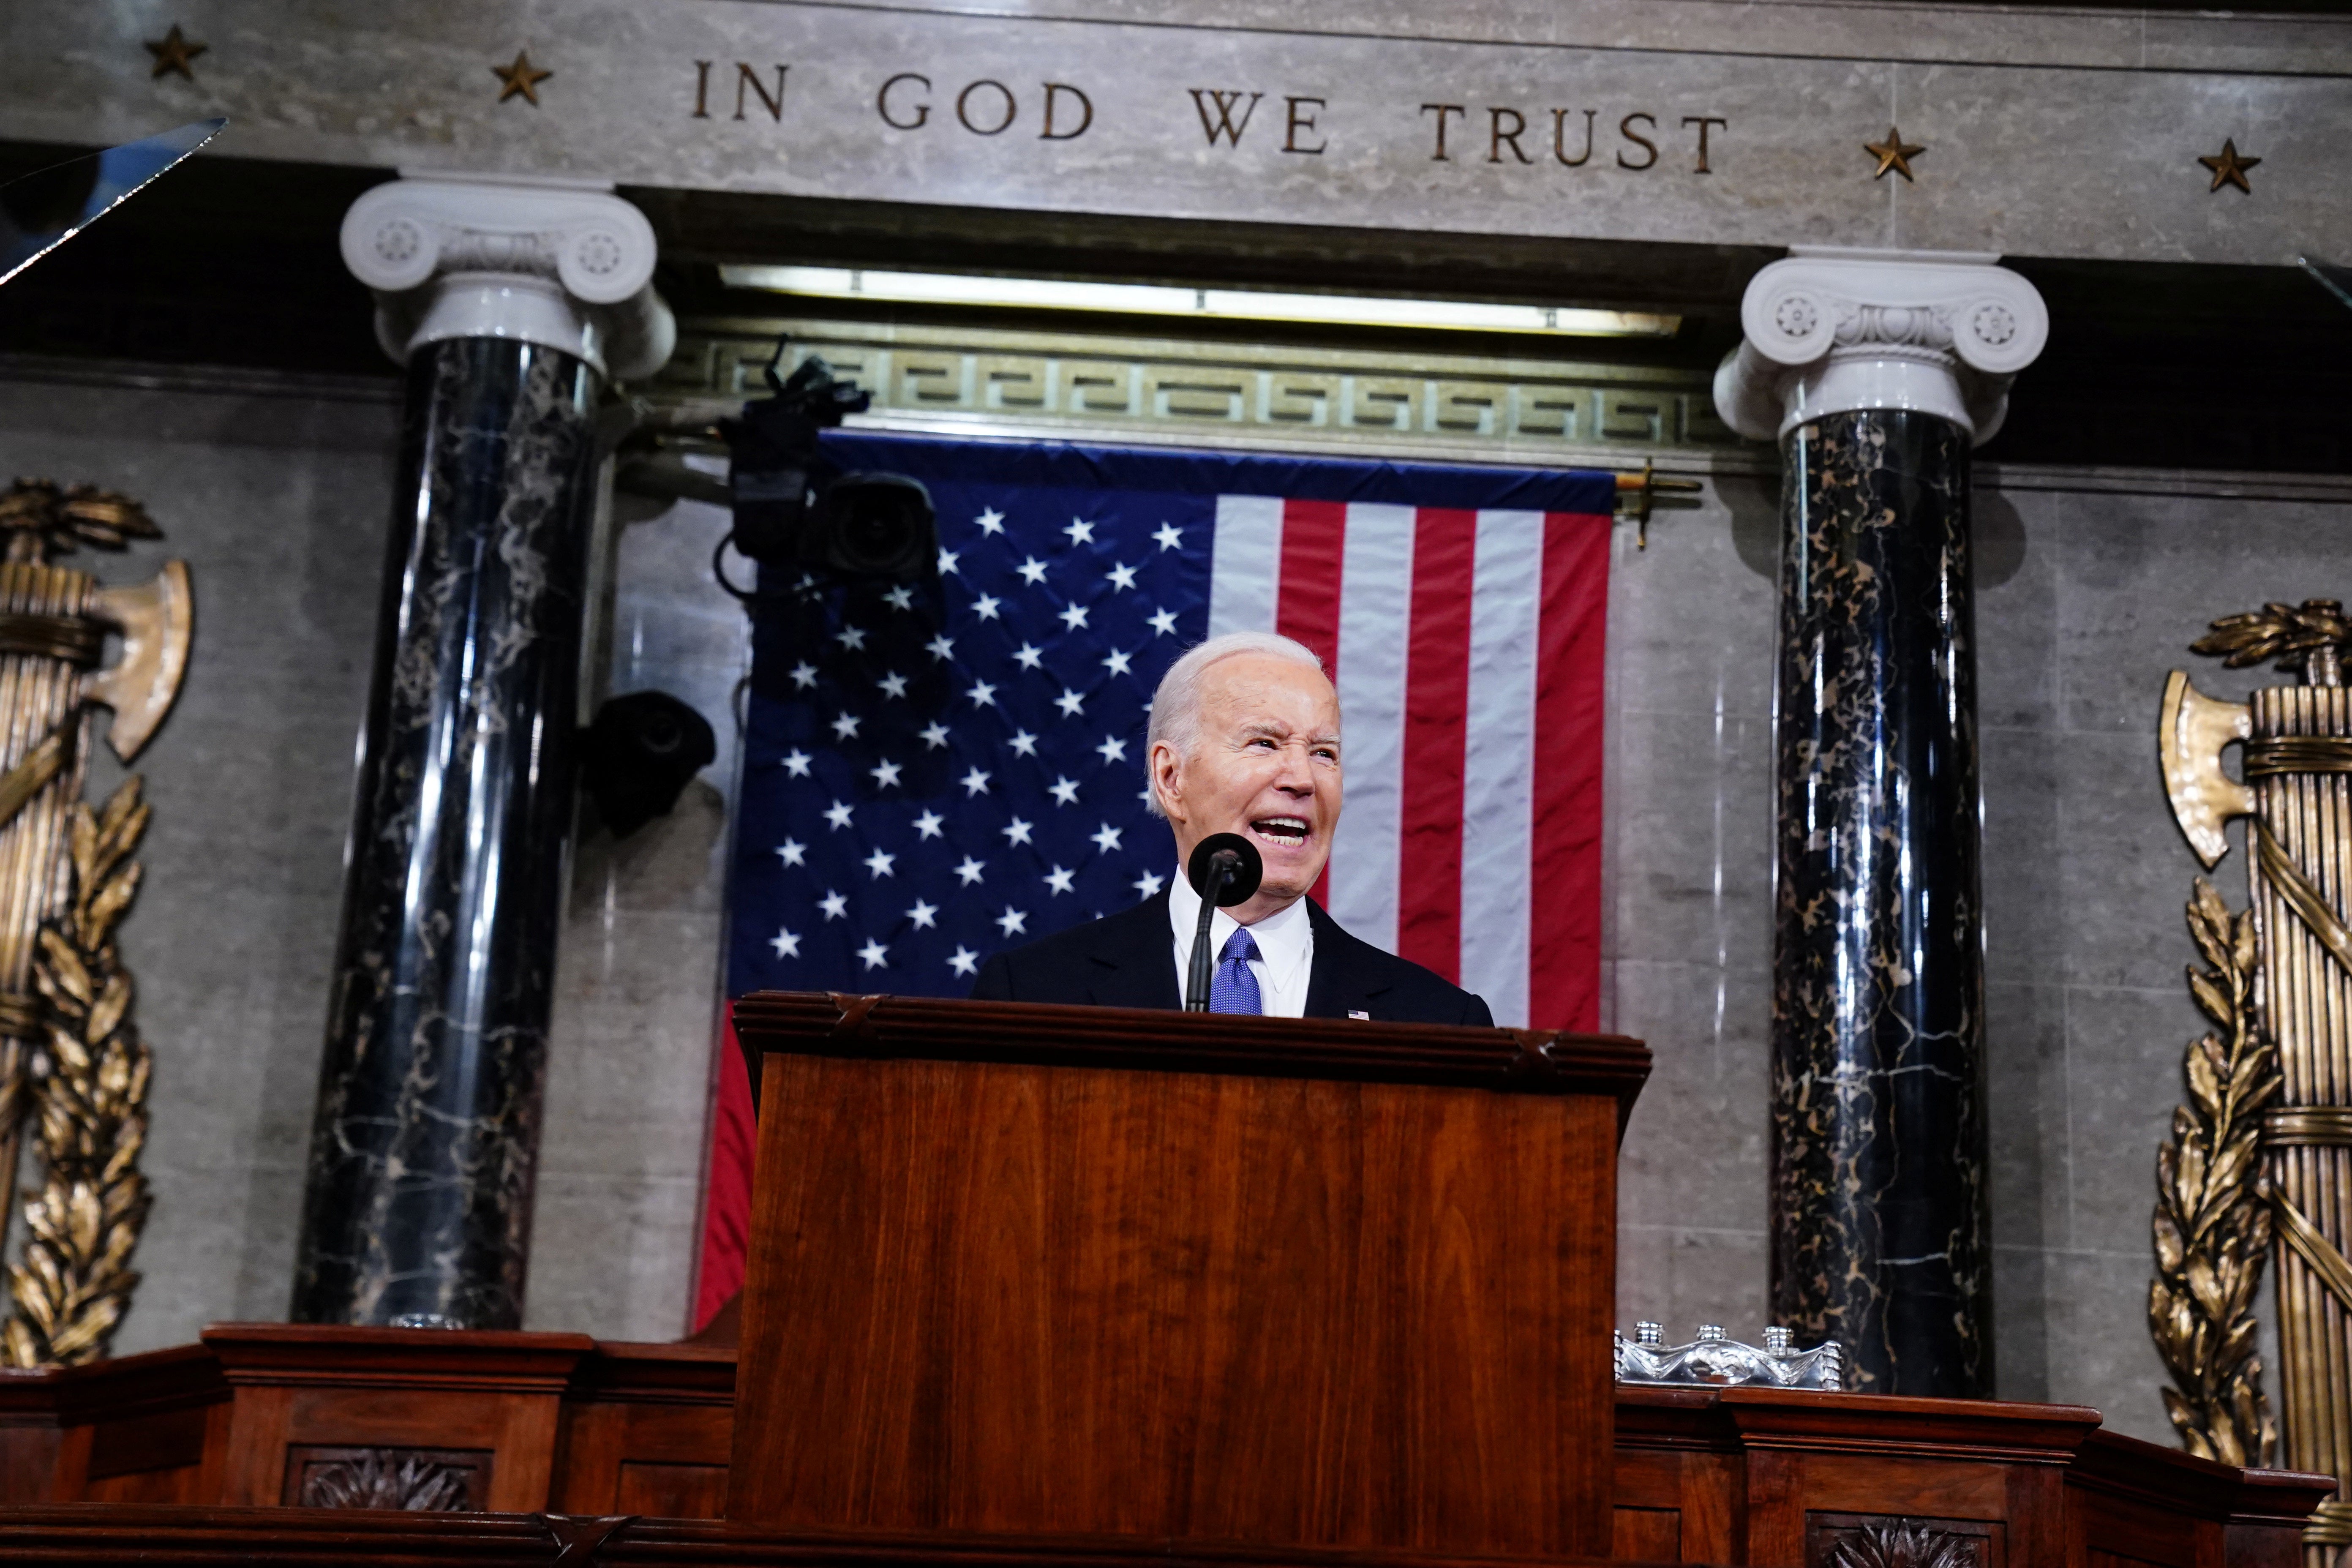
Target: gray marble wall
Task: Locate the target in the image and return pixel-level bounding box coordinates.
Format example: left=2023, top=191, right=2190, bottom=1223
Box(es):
left=0, top=367, right=748, bottom=1351
left=3, top=362, right=2344, bottom=1446
left=1608, top=461, right=2352, bottom=1443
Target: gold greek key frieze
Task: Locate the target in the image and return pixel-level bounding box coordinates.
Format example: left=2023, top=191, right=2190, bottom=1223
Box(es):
left=649, top=316, right=1735, bottom=458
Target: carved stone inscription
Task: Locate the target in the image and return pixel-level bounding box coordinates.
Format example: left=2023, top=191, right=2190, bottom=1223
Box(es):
left=3, top=3, right=2338, bottom=265
left=684, top=60, right=1729, bottom=178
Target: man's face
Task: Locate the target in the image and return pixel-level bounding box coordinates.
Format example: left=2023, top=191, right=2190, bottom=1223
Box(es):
left=1150, top=653, right=1343, bottom=923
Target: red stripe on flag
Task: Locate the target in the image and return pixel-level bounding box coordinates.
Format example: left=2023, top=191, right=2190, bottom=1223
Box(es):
left=1275, top=499, right=1347, bottom=909
left=1397, top=509, right=1475, bottom=981
left=690, top=1004, right=756, bottom=1331
left=1528, top=510, right=1611, bottom=1031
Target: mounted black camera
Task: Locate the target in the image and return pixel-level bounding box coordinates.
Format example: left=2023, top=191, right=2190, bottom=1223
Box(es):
left=719, top=343, right=937, bottom=583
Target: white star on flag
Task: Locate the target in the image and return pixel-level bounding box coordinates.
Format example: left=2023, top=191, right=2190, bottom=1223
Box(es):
left=1153, top=523, right=1183, bottom=551
left=819, top=890, right=849, bottom=920
left=1043, top=866, right=1077, bottom=895
left=1091, top=824, right=1123, bottom=853
left=869, top=759, right=902, bottom=789
left=995, top=907, right=1028, bottom=937
left=771, top=928, right=801, bottom=958
left=863, top=848, right=897, bottom=879
left=782, top=749, right=813, bottom=776
left=1017, top=556, right=1049, bottom=584
left=1107, top=562, right=1138, bottom=591
left=776, top=839, right=807, bottom=866
left=975, top=507, right=1006, bottom=535
left=954, top=856, right=986, bottom=886
left=858, top=938, right=890, bottom=969
left=908, top=899, right=939, bottom=929
left=1049, top=776, right=1082, bottom=806
left=1065, top=518, right=1096, bottom=545
left=824, top=801, right=855, bottom=830
left=949, top=946, right=981, bottom=976
left=1003, top=817, right=1034, bottom=845
left=913, top=810, right=945, bottom=840
left=1133, top=870, right=1166, bottom=898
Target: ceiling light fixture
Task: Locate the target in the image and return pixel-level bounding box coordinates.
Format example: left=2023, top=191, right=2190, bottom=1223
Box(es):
left=717, top=265, right=1678, bottom=338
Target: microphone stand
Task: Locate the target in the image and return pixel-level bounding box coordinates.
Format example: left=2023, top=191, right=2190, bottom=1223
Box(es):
left=1185, top=861, right=1229, bottom=1012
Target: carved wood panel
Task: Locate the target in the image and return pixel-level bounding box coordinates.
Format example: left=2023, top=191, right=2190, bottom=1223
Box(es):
left=281, top=1445, right=491, bottom=1512
left=1807, top=1513, right=2003, bottom=1568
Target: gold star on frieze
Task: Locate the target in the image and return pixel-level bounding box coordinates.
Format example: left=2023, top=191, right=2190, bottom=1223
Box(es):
left=491, top=49, right=552, bottom=106
left=2199, top=138, right=2261, bottom=195
left=1864, top=127, right=1926, bottom=182
left=144, top=24, right=207, bottom=81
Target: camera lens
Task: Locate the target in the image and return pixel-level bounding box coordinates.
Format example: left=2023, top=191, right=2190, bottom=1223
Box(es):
left=811, top=474, right=936, bottom=580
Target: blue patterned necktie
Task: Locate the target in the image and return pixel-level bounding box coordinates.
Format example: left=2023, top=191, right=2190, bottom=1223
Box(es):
left=1209, top=927, right=1264, bottom=1015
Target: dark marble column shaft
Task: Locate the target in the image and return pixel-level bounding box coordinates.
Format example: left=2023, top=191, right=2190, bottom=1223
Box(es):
left=1769, top=407, right=1992, bottom=1397
left=292, top=336, right=601, bottom=1328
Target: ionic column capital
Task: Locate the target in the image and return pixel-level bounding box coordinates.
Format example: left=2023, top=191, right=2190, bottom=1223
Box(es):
left=339, top=175, right=675, bottom=381
left=1713, top=248, right=2048, bottom=447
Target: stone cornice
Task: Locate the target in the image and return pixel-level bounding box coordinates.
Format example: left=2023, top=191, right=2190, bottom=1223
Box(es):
left=1713, top=249, right=2048, bottom=447
left=340, top=177, right=674, bottom=382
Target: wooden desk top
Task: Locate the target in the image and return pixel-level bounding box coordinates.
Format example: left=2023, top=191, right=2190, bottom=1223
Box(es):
left=733, top=992, right=1651, bottom=1118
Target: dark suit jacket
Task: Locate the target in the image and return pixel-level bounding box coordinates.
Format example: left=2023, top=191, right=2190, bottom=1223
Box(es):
left=969, top=888, right=1495, bottom=1028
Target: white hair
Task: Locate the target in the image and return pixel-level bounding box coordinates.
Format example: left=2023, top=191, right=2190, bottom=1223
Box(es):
left=1142, top=631, right=1327, bottom=819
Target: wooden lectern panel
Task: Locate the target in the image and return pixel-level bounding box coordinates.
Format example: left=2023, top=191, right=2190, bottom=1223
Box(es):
left=728, top=994, right=1648, bottom=1558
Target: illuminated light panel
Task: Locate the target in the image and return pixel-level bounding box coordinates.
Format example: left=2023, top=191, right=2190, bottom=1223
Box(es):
left=717, top=265, right=1679, bottom=338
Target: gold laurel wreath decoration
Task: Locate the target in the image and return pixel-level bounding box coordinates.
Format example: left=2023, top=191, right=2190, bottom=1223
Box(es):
left=3, top=778, right=153, bottom=1367
left=2149, top=876, right=2281, bottom=1467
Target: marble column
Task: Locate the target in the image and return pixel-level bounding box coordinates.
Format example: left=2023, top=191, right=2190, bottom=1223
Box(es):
left=1716, top=250, right=2047, bottom=1396
left=291, top=178, right=675, bottom=1328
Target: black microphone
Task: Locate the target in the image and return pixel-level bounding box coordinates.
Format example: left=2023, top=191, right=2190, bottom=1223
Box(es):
left=1183, top=832, right=1264, bottom=1012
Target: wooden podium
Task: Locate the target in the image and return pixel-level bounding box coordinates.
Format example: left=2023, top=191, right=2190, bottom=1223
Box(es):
left=725, top=993, right=1652, bottom=1558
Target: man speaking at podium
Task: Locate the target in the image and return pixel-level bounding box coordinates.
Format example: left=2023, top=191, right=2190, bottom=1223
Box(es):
left=970, top=631, right=1494, bottom=1025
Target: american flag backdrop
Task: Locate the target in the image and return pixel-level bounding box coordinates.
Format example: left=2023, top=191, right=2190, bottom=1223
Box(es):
left=695, top=434, right=1614, bottom=1322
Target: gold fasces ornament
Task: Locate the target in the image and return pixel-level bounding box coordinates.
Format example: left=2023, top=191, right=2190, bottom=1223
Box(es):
left=2149, top=878, right=2279, bottom=1467
left=0, top=480, right=191, bottom=1369
left=4, top=782, right=153, bottom=1367
left=2159, top=602, right=2352, bottom=1563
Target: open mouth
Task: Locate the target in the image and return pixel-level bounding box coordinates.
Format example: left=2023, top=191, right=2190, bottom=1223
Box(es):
left=1249, top=816, right=1311, bottom=849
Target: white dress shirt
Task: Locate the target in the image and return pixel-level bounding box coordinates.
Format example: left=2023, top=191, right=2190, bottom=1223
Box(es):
left=1167, top=869, right=1315, bottom=1018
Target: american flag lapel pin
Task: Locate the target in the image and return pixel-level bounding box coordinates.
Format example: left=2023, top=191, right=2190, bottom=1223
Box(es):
left=1348, top=1009, right=1370, bottom=1020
